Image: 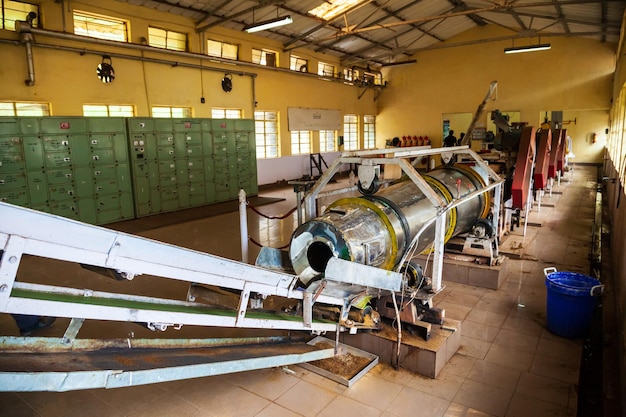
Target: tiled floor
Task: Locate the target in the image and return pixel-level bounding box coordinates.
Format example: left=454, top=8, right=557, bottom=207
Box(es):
left=0, top=166, right=597, bottom=417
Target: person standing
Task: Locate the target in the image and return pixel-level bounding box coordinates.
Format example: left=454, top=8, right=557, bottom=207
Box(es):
left=444, top=130, right=457, bottom=147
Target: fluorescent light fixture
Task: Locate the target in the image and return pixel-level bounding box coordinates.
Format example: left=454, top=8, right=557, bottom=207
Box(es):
left=243, top=15, right=292, bottom=33
left=504, top=43, right=551, bottom=54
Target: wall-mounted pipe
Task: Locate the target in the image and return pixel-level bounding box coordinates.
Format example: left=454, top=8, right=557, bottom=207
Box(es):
left=15, top=23, right=376, bottom=88
left=15, top=20, right=35, bottom=86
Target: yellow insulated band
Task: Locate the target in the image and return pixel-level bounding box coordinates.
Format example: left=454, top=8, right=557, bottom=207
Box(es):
left=452, top=163, right=491, bottom=219
left=423, top=175, right=457, bottom=245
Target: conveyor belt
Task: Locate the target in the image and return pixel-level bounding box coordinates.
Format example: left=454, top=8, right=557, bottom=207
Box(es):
left=0, top=336, right=334, bottom=391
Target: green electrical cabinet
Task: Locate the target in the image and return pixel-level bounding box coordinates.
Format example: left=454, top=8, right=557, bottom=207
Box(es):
left=0, top=116, right=134, bottom=225
left=127, top=117, right=258, bottom=217
left=2, top=116, right=258, bottom=222
left=127, top=118, right=160, bottom=216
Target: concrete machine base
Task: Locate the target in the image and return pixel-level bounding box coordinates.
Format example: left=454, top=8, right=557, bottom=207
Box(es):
left=418, top=254, right=509, bottom=290
left=339, top=318, right=462, bottom=379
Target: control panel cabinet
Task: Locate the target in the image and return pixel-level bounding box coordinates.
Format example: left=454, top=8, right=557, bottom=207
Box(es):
left=0, top=117, right=134, bottom=225
left=1, top=116, right=258, bottom=222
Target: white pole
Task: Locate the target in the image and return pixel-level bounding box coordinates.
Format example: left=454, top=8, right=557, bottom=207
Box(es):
left=238, top=189, right=249, bottom=264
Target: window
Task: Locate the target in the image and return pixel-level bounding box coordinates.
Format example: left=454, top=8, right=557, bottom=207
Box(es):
left=207, top=39, right=238, bottom=60
left=290, top=55, right=308, bottom=72
left=252, top=48, right=278, bottom=67
left=343, top=114, right=358, bottom=150
left=255, top=111, right=279, bottom=158
left=73, top=10, right=128, bottom=42
left=318, top=62, right=335, bottom=77
left=83, top=104, right=134, bottom=117
left=2, top=0, right=38, bottom=31
left=0, top=102, right=49, bottom=116
left=320, top=130, right=336, bottom=152
left=291, top=131, right=311, bottom=155
left=152, top=106, right=192, bottom=118
left=308, top=0, right=367, bottom=20
left=148, top=27, right=187, bottom=51
left=212, top=108, right=242, bottom=119
left=349, top=67, right=382, bottom=86
left=364, top=115, right=376, bottom=149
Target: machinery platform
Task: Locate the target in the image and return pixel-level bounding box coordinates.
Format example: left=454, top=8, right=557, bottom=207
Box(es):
left=417, top=254, right=509, bottom=290
left=337, top=318, right=462, bottom=379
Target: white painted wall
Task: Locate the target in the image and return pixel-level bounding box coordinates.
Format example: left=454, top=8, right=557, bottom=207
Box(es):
left=257, top=152, right=346, bottom=185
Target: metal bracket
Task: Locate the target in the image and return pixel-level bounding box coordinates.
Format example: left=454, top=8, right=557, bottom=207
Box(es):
left=235, top=283, right=251, bottom=327
left=62, top=318, right=85, bottom=344
left=146, top=322, right=183, bottom=331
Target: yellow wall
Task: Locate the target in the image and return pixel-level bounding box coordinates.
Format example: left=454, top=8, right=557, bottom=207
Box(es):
left=0, top=0, right=618, bottom=165
left=0, top=0, right=378, bottom=159
left=378, top=25, right=615, bottom=163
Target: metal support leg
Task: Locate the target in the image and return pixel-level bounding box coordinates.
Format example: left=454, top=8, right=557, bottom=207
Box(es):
left=62, top=318, right=85, bottom=344
left=431, top=214, right=446, bottom=292
left=239, top=189, right=249, bottom=264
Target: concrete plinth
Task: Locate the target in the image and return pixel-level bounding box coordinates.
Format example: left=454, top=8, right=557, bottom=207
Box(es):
left=418, top=254, right=509, bottom=289
left=339, top=318, right=461, bottom=379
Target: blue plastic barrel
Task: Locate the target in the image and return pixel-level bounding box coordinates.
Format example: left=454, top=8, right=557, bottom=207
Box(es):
left=544, top=268, right=603, bottom=338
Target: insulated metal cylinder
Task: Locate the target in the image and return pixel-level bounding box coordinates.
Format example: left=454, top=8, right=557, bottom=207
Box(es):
left=290, top=164, right=490, bottom=283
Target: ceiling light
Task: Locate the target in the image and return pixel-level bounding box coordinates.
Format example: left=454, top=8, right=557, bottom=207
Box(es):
left=504, top=43, right=551, bottom=54
left=243, top=15, right=292, bottom=33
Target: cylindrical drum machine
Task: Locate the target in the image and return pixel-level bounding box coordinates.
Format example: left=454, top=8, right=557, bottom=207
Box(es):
left=290, top=164, right=492, bottom=284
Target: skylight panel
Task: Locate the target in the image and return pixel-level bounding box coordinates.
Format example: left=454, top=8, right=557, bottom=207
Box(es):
left=308, top=0, right=366, bottom=21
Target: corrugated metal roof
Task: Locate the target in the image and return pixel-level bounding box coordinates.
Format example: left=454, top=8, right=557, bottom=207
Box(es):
left=116, top=0, right=625, bottom=67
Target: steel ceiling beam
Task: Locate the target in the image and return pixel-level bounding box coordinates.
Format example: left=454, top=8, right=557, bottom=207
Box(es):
left=311, top=0, right=442, bottom=57
left=276, top=3, right=400, bottom=63
left=323, top=0, right=623, bottom=38
left=195, top=0, right=235, bottom=30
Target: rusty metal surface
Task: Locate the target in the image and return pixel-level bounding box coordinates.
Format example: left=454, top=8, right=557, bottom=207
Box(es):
left=0, top=339, right=323, bottom=373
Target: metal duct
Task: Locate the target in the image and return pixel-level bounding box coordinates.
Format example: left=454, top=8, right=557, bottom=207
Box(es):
left=290, top=164, right=491, bottom=284
left=15, top=20, right=35, bottom=86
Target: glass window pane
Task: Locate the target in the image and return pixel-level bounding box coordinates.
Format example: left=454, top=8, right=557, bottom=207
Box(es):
left=0, top=103, right=15, bottom=116
left=83, top=105, right=109, bottom=117
left=11, top=102, right=48, bottom=116
left=290, top=55, right=308, bottom=72
left=152, top=107, right=171, bottom=118
left=73, top=11, right=127, bottom=42
left=222, top=43, right=238, bottom=60
left=207, top=40, right=222, bottom=57
left=148, top=27, right=167, bottom=48
left=255, top=111, right=279, bottom=159
left=4, top=0, right=38, bottom=31
left=109, top=105, right=134, bottom=117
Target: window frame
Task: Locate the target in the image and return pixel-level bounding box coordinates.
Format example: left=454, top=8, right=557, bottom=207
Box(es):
left=73, top=10, right=128, bottom=42
left=211, top=108, right=242, bottom=119
left=151, top=106, right=192, bottom=118
left=363, top=115, right=376, bottom=149
left=207, top=39, right=239, bottom=60
left=343, top=114, right=359, bottom=151
left=319, top=130, right=336, bottom=152
left=252, top=48, right=278, bottom=67
left=254, top=110, right=279, bottom=159
left=290, top=130, right=311, bottom=155
left=318, top=62, right=336, bottom=77
left=82, top=104, right=134, bottom=117
left=290, top=55, right=309, bottom=72
left=2, top=0, right=39, bottom=31
left=0, top=101, right=50, bottom=116
left=148, top=27, right=187, bottom=51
